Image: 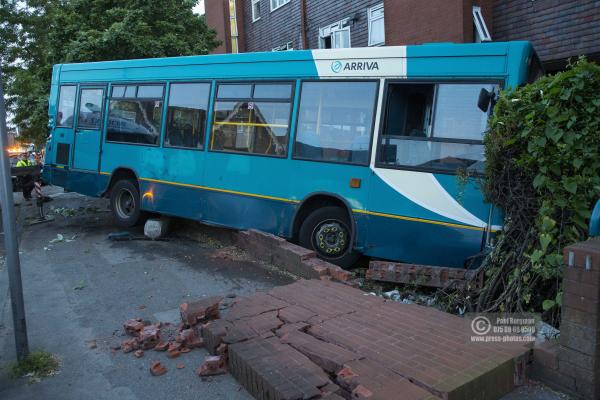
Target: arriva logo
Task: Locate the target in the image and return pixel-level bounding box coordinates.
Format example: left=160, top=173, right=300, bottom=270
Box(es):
left=330, top=60, right=380, bottom=73
left=331, top=60, right=343, bottom=73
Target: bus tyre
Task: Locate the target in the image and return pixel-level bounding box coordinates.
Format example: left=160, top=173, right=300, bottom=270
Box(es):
left=299, top=206, right=359, bottom=269
left=110, top=180, right=142, bottom=228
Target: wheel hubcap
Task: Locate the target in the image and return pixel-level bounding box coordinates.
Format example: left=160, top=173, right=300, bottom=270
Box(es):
left=115, top=189, right=135, bottom=219
left=313, top=220, right=349, bottom=258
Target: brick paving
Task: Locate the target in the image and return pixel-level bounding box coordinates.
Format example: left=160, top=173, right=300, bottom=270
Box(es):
left=202, top=279, right=531, bottom=400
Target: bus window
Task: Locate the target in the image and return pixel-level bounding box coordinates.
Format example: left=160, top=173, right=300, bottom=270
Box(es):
left=56, top=85, right=77, bottom=127
left=294, top=81, right=378, bottom=165
left=210, top=82, right=292, bottom=157
left=106, top=84, right=164, bottom=145
left=165, top=83, right=210, bottom=149
left=378, top=82, right=494, bottom=174
left=77, top=88, right=104, bottom=130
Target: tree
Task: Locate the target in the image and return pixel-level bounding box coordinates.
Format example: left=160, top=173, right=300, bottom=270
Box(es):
left=5, top=0, right=218, bottom=145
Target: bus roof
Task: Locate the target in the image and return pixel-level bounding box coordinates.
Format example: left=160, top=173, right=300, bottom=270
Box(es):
left=53, top=41, right=535, bottom=86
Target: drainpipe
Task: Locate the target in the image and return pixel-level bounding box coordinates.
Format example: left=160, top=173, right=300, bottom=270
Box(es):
left=300, top=0, right=308, bottom=49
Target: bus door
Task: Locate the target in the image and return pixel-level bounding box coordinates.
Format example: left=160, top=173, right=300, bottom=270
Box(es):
left=72, top=85, right=106, bottom=171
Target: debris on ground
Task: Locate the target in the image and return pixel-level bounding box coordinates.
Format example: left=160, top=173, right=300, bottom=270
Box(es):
left=115, top=297, right=225, bottom=376
left=179, top=297, right=222, bottom=326
left=73, top=281, right=85, bottom=291
left=209, top=246, right=251, bottom=262
left=149, top=361, right=167, bottom=376
left=196, top=355, right=227, bottom=376
left=49, top=233, right=76, bottom=243
left=50, top=206, right=106, bottom=217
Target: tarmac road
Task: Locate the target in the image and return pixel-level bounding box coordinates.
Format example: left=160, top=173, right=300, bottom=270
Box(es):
left=0, top=186, right=293, bottom=400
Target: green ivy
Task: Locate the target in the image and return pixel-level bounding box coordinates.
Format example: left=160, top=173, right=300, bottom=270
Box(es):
left=480, top=58, right=600, bottom=319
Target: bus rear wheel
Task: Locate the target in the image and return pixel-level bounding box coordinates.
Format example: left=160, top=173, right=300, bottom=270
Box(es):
left=299, top=206, right=359, bottom=269
left=110, top=180, right=142, bottom=228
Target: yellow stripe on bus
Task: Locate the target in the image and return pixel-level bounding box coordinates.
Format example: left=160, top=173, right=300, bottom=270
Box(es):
left=213, top=121, right=288, bottom=128
left=352, top=209, right=489, bottom=232
left=139, top=177, right=300, bottom=204
left=91, top=168, right=494, bottom=232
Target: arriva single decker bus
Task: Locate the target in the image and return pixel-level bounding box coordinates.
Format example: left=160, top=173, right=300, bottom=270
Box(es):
left=42, top=42, right=542, bottom=268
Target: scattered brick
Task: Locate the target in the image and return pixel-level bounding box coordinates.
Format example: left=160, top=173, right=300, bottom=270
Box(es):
left=150, top=361, right=167, bottom=376
left=110, top=343, right=121, bottom=351
left=176, top=363, right=185, bottom=369
left=134, top=350, right=144, bottom=358
left=123, top=318, right=144, bottom=337
left=180, top=347, right=191, bottom=354
left=196, top=355, right=227, bottom=376
left=216, top=343, right=228, bottom=356
left=154, top=341, right=168, bottom=352
left=180, top=296, right=222, bottom=326
left=167, top=349, right=181, bottom=359
left=168, top=341, right=182, bottom=351
left=122, top=338, right=139, bottom=353
left=138, top=325, right=161, bottom=350
left=176, top=328, right=198, bottom=346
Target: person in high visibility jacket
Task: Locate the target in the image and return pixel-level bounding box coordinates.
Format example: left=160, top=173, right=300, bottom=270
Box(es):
left=16, top=153, right=35, bottom=200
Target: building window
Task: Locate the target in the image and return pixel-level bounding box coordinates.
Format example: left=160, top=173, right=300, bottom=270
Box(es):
left=210, top=82, right=293, bottom=157
left=472, top=6, right=491, bottom=42
left=319, top=19, right=351, bottom=49
left=368, top=4, right=385, bottom=46
left=56, top=85, right=77, bottom=128
left=106, top=84, right=164, bottom=145
left=272, top=42, right=293, bottom=51
left=165, top=83, right=211, bottom=149
left=77, top=88, right=104, bottom=130
left=270, top=0, right=289, bottom=12
left=251, top=0, right=261, bottom=22
left=294, top=81, right=378, bottom=165
left=377, top=83, right=496, bottom=174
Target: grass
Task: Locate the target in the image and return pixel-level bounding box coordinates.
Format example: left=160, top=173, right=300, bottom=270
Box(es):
left=10, top=350, right=59, bottom=380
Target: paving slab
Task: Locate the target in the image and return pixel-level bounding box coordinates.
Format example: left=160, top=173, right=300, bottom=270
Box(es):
left=204, top=279, right=531, bottom=400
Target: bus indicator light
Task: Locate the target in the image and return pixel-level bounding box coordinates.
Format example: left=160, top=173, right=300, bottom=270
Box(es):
left=350, top=178, right=361, bottom=188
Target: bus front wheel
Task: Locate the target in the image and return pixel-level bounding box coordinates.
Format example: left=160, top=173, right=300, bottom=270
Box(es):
left=298, top=206, right=359, bottom=269
left=110, top=180, right=142, bottom=228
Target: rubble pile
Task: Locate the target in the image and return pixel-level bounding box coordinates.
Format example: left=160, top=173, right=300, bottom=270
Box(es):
left=117, top=296, right=228, bottom=378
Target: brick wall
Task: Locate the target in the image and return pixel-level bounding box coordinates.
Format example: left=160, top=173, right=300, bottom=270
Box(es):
left=304, top=0, right=383, bottom=49
left=205, top=0, right=229, bottom=54
left=493, top=0, right=600, bottom=70
left=384, top=0, right=487, bottom=45
left=242, top=0, right=303, bottom=52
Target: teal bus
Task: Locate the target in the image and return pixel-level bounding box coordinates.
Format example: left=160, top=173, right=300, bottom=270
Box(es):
left=42, top=42, right=541, bottom=268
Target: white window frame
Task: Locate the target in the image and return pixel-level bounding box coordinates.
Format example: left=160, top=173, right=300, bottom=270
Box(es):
left=472, top=6, right=491, bottom=42
left=319, top=19, right=351, bottom=49
left=270, top=0, right=290, bottom=12
left=272, top=41, right=294, bottom=51
left=251, top=0, right=261, bottom=22
left=368, top=3, right=385, bottom=46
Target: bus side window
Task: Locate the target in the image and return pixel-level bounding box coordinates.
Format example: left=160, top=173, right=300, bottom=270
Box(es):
left=293, top=81, right=378, bottom=165
left=210, top=82, right=293, bottom=157
left=378, top=82, right=494, bottom=174
left=106, top=84, right=164, bottom=145
left=165, top=83, right=211, bottom=149
left=56, top=85, right=77, bottom=128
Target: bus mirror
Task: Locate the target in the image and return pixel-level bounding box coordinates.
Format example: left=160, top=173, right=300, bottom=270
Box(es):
left=478, top=88, right=492, bottom=112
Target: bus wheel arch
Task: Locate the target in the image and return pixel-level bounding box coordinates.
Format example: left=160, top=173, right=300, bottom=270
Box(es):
left=293, top=194, right=359, bottom=268
left=103, top=168, right=140, bottom=197
left=104, top=168, right=144, bottom=227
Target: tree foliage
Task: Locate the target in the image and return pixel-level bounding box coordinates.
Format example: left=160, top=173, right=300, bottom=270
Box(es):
left=476, top=58, right=600, bottom=321
left=2, top=0, right=218, bottom=145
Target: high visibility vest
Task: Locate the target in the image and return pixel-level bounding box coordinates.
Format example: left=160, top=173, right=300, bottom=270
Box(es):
left=16, top=159, right=32, bottom=167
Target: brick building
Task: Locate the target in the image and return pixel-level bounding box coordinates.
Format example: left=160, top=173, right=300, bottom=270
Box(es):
left=205, top=0, right=600, bottom=72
